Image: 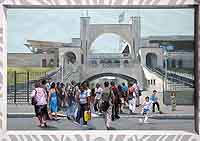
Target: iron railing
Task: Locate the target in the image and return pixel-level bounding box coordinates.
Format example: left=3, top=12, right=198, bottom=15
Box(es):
left=7, top=71, right=47, bottom=104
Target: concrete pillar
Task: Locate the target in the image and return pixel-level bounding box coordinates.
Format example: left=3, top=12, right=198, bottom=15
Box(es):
left=55, top=49, right=59, bottom=67
left=120, top=59, right=124, bottom=68
left=130, top=16, right=141, bottom=62
left=80, top=17, right=90, bottom=65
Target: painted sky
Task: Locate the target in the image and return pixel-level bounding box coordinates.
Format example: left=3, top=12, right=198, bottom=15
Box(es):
left=7, top=9, right=194, bottom=53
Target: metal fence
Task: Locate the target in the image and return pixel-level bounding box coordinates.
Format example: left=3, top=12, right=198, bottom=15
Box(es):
left=7, top=71, right=47, bottom=104
left=146, top=66, right=194, bottom=105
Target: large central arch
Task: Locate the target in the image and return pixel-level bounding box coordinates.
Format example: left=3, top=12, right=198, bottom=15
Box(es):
left=89, top=33, right=132, bottom=54
left=80, top=17, right=141, bottom=63
left=87, top=24, right=133, bottom=51
left=82, top=72, right=137, bottom=83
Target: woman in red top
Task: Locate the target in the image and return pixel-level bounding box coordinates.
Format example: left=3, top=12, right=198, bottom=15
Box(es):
left=128, top=82, right=136, bottom=114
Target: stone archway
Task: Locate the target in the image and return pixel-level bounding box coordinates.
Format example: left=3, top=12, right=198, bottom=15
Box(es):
left=82, top=72, right=137, bottom=84
left=89, top=33, right=132, bottom=54
left=80, top=17, right=141, bottom=63
left=146, top=53, right=158, bottom=68
left=139, top=48, right=164, bottom=69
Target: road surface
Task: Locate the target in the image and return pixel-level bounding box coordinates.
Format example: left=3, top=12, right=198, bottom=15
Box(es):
left=7, top=117, right=194, bottom=132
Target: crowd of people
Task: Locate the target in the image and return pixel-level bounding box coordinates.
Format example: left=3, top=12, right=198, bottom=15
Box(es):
left=31, top=78, right=161, bottom=129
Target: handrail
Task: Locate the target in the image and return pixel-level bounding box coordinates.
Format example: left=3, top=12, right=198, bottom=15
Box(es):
left=153, top=67, right=194, bottom=87
left=144, top=66, right=164, bottom=78
left=144, top=66, right=194, bottom=87
left=41, top=67, right=62, bottom=79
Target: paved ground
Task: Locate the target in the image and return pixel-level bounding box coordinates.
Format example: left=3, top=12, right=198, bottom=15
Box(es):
left=7, top=90, right=194, bottom=115
left=7, top=117, right=195, bottom=132
left=6, top=89, right=195, bottom=131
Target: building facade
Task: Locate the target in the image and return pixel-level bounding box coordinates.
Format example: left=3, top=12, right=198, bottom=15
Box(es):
left=7, top=16, right=194, bottom=87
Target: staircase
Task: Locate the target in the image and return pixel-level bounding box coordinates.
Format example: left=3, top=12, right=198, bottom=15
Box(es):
left=144, top=66, right=194, bottom=91
left=63, top=64, right=81, bottom=83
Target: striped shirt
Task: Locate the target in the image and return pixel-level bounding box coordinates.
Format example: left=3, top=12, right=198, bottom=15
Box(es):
left=79, top=90, right=88, bottom=104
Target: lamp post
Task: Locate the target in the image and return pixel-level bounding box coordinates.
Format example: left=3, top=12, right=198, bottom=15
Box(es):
left=42, top=51, right=47, bottom=67
left=163, top=49, right=168, bottom=97
left=61, top=54, right=64, bottom=82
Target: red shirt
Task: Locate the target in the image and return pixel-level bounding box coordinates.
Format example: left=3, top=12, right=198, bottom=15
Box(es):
left=128, top=87, right=135, bottom=96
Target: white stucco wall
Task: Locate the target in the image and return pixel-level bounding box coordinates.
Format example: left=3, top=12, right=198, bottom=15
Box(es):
left=8, top=53, right=56, bottom=67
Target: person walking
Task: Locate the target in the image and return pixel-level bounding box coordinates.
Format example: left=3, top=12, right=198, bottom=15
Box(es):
left=90, top=88, right=96, bottom=114
left=76, top=83, right=90, bottom=125
left=56, top=82, right=62, bottom=110
left=150, top=90, right=162, bottom=114
left=110, top=81, right=120, bottom=121
left=83, top=82, right=91, bottom=102
left=67, top=81, right=76, bottom=107
left=117, top=85, right=124, bottom=113
left=66, top=80, right=77, bottom=120
left=94, top=83, right=103, bottom=114
left=128, top=82, right=136, bottom=114
left=100, top=81, right=115, bottom=130
left=48, top=82, right=58, bottom=120
left=122, top=82, right=128, bottom=107
left=65, top=82, right=69, bottom=107
left=60, top=83, right=66, bottom=108
left=46, top=78, right=53, bottom=92
left=141, top=96, right=152, bottom=123
left=31, top=81, right=48, bottom=127
left=133, top=81, right=141, bottom=107
left=41, top=79, right=51, bottom=120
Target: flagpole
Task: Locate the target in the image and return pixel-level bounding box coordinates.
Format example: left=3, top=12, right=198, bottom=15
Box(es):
left=118, top=11, right=125, bottom=52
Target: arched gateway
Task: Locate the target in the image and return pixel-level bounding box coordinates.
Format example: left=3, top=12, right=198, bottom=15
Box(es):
left=83, top=73, right=137, bottom=84
left=59, top=16, right=145, bottom=88
left=24, top=16, right=146, bottom=89
left=80, top=16, right=141, bottom=63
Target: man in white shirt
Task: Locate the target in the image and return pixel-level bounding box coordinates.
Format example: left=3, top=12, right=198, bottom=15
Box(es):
left=132, top=81, right=141, bottom=107
left=94, top=83, right=103, bottom=113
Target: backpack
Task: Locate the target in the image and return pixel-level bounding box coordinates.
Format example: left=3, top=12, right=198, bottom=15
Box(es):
left=31, top=89, right=37, bottom=105
left=99, top=90, right=112, bottom=112
left=31, top=88, right=47, bottom=105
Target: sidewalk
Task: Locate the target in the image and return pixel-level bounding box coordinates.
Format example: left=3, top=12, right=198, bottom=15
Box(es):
left=7, top=103, right=194, bottom=119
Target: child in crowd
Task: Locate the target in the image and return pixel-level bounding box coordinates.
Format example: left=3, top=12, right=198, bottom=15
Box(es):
left=140, top=96, right=152, bottom=123
left=150, top=90, right=162, bottom=114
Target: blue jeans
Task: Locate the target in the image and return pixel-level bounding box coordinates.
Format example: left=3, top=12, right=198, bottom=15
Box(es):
left=76, top=104, right=88, bottom=125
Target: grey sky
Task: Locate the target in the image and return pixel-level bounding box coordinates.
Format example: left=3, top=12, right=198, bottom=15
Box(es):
left=7, top=9, right=194, bottom=53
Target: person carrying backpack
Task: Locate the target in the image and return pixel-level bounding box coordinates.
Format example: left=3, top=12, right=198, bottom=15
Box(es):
left=31, top=81, right=48, bottom=127
left=99, top=81, right=115, bottom=130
